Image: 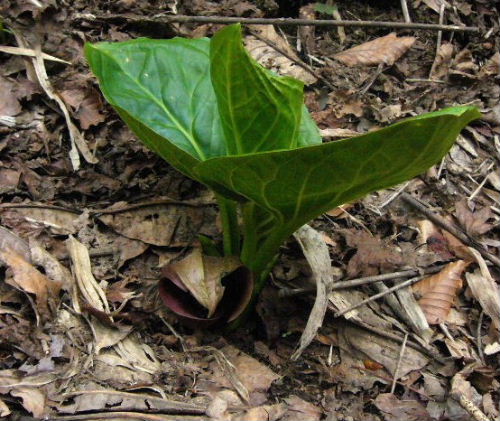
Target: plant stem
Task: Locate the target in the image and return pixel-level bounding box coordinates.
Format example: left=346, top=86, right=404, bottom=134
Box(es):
left=216, top=194, right=240, bottom=256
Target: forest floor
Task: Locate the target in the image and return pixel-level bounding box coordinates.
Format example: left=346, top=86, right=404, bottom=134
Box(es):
left=0, top=0, right=499, bottom=420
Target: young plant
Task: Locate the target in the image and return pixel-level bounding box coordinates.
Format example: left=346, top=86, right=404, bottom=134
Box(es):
left=85, top=24, right=479, bottom=322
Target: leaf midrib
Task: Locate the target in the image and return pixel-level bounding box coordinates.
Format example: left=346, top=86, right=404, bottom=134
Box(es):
left=95, top=45, right=207, bottom=160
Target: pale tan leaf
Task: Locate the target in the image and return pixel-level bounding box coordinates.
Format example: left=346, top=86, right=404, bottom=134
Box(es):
left=4, top=207, right=82, bottom=235
left=466, top=248, right=500, bottom=333
left=0, top=397, right=11, bottom=417
left=0, top=250, right=61, bottom=320
left=0, top=225, right=30, bottom=261
left=413, top=260, right=468, bottom=325
left=114, top=335, right=160, bottom=374
left=166, top=249, right=241, bottom=317
left=245, top=25, right=317, bottom=84
left=66, top=235, right=110, bottom=314
left=430, top=43, right=454, bottom=79
left=374, top=393, right=432, bottom=421
left=10, top=387, right=46, bottom=418
left=0, top=45, right=71, bottom=64
left=334, top=33, right=416, bottom=66
left=93, top=320, right=132, bottom=354
left=292, top=225, right=334, bottom=360
left=455, top=200, right=493, bottom=236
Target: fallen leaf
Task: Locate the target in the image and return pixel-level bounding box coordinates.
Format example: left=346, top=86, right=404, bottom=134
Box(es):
left=66, top=235, right=110, bottom=314
left=246, top=25, right=317, bottom=84
left=0, top=398, right=10, bottom=417
left=455, top=200, right=493, bottom=236
left=344, top=230, right=403, bottom=277
left=0, top=168, right=21, bottom=193
left=479, top=51, right=500, bottom=78
left=98, top=203, right=214, bottom=247
left=413, top=260, right=468, bottom=325
left=163, top=249, right=240, bottom=318
left=298, top=4, right=316, bottom=55
left=333, top=33, right=416, bottom=66
left=430, top=43, right=454, bottom=79
left=76, top=89, right=106, bottom=129
left=420, top=0, right=450, bottom=13
left=292, top=225, right=334, bottom=360
left=239, top=403, right=287, bottom=421
left=10, top=387, right=46, bottom=418
left=0, top=250, right=61, bottom=320
left=374, top=393, right=432, bottom=421
left=466, top=249, right=500, bottom=334
left=211, top=345, right=280, bottom=395
left=282, top=395, right=322, bottom=421
left=0, top=225, right=30, bottom=262
left=0, top=76, right=22, bottom=116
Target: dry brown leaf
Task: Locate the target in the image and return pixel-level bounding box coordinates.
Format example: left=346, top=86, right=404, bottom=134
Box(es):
left=3, top=207, right=82, bottom=235
left=430, top=43, right=454, bottom=79
left=479, top=51, right=500, bottom=78
left=292, top=225, right=333, bottom=360
left=455, top=200, right=493, bottom=237
left=0, top=76, right=22, bottom=116
left=98, top=204, right=213, bottom=247
left=420, top=0, right=450, bottom=13
left=333, top=33, right=416, bottom=66
left=0, top=398, right=10, bottom=417
left=374, top=393, right=432, bottom=421
left=10, top=387, right=46, bottom=418
left=164, top=249, right=241, bottom=317
left=245, top=25, right=317, bottom=84
left=413, top=260, right=469, bottom=325
left=66, top=235, right=110, bottom=314
left=0, top=225, right=30, bottom=262
left=211, top=345, right=280, bottom=395
left=282, top=395, right=322, bottom=421
left=298, top=4, right=316, bottom=55
left=0, top=250, right=62, bottom=320
left=239, top=403, right=287, bottom=421
left=466, top=248, right=500, bottom=334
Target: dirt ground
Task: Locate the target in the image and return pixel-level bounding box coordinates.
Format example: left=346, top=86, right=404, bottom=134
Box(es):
left=0, top=0, right=499, bottom=420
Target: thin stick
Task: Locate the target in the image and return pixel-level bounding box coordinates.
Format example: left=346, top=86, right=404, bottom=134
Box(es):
left=390, top=332, right=409, bottom=393
left=279, top=264, right=444, bottom=297
left=429, top=3, right=445, bottom=78
left=476, top=310, right=485, bottom=364
left=334, top=275, right=424, bottom=318
left=50, top=412, right=204, bottom=421
left=400, top=193, right=500, bottom=267
left=77, top=13, right=479, bottom=33
left=400, top=0, right=411, bottom=23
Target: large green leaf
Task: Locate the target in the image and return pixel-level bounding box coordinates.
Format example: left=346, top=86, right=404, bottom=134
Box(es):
left=195, top=106, right=480, bottom=229
left=210, top=24, right=305, bottom=153
left=85, top=37, right=226, bottom=177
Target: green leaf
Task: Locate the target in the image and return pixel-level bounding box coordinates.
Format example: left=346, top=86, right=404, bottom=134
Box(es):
left=210, top=24, right=305, bottom=153
left=84, top=37, right=226, bottom=177
left=195, top=106, right=480, bottom=260
left=314, top=2, right=338, bottom=15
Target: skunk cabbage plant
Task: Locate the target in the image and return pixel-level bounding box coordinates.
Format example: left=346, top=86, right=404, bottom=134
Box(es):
left=85, top=24, right=480, bottom=320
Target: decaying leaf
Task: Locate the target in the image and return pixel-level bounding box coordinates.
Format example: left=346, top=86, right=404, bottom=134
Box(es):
left=455, top=200, right=493, bottom=237
left=66, top=235, right=110, bottom=314
left=246, top=25, right=317, bottom=84
left=292, top=225, right=334, bottom=360
left=163, top=248, right=240, bottom=318
left=0, top=225, right=30, bottom=262
left=0, top=250, right=62, bottom=320
left=10, top=387, right=46, bottom=418
left=2, top=207, right=82, bottom=235
left=466, top=249, right=500, bottom=334
left=333, top=33, right=416, bottom=66
left=98, top=203, right=214, bottom=247
left=413, top=260, right=469, bottom=325
left=374, top=393, right=432, bottom=421
left=430, top=43, right=454, bottom=80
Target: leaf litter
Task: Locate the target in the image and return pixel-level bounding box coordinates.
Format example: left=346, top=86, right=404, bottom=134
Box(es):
left=1, top=0, right=500, bottom=419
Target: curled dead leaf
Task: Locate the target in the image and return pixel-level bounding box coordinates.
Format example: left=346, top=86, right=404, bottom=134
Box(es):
left=413, top=260, right=469, bottom=325
left=334, top=33, right=416, bottom=66
left=159, top=250, right=253, bottom=327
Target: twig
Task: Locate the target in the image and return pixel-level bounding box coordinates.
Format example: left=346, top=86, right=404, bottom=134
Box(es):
left=279, top=264, right=444, bottom=297
left=75, top=13, right=479, bottom=33
left=61, top=390, right=206, bottom=414
left=400, top=192, right=500, bottom=267
left=334, top=275, right=424, bottom=318
left=347, top=318, right=446, bottom=363
left=391, top=332, right=408, bottom=394
left=379, top=182, right=410, bottom=208
left=456, top=395, right=492, bottom=421
left=476, top=310, right=485, bottom=363
left=400, top=0, right=411, bottom=23
left=248, top=29, right=335, bottom=90
left=429, top=3, right=445, bottom=78
left=50, top=413, right=204, bottom=421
